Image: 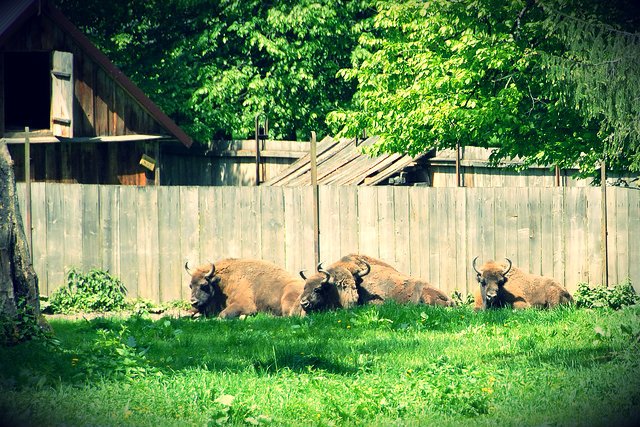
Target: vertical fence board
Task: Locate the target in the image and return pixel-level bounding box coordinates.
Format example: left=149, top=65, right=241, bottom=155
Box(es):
left=540, top=188, right=555, bottom=280
left=118, top=186, right=138, bottom=297
left=552, top=188, right=567, bottom=286
left=358, top=187, right=379, bottom=259
left=528, top=187, right=542, bottom=274
left=319, top=186, right=341, bottom=264
left=81, top=185, right=101, bottom=270
left=454, top=187, right=469, bottom=293
left=45, top=183, right=65, bottom=291
left=261, top=187, right=284, bottom=264
left=377, top=186, right=396, bottom=265
left=136, top=187, right=159, bottom=301
left=30, top=183, right=48, bottom=294
left=158, top=187, right=182, bottom=301
left=180, top=186, right=200, bottom=299
left=628, top=189, right=640, bottom=292
left=63, top=184, right=83, bottom=275
left=198, top=187, right=216, bottom=263
left=394, top=188, right=411, bottom=275
left=516, top=192, right=531, bottom=272
left=284, top=187, right=302, bottom=273
left=408, top=188, right=424, bottom=278
left=427, top=188, right=441, bottom=287
left=238, top=187, right=260, bottom=260
left=339, top=186, right=359, bottom=257
left=614, top=188, right=629, bottom=284
left=586, top=187, right=603, bottom=285
left=99, top=185, right=120, bottom=280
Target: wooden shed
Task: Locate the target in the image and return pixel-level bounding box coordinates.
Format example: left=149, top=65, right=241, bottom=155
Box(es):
left=0, top=0, right=192, bottom=185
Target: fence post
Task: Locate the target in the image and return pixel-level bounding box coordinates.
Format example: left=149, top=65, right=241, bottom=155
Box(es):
left=601, top=159, right=609, bottom=286
left=310, top=131, right=319, bottom=266
left=24, top=126, right=32, bottom=258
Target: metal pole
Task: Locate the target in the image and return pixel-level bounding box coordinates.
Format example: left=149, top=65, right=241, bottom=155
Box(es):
left=601, top=159, right=609, bottom=286
left=310, top=131, right=320, bottom=266
left=24, top=126, right=32, bottom=258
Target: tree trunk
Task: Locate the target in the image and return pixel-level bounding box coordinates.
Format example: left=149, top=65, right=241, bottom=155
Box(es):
left=0, top=141, right=42, bottom=343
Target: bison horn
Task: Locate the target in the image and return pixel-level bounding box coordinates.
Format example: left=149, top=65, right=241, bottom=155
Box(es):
left=503, top=258, right=512, bottom=275
left=299, top=269, right=307, bottom=280
left=355, top=259, right=370, bottom=278
left=472, top=256, right=481, bottom=275
left=204, top=262, right=216, bottom=279
left=317, top=262, right=330, bottom=284
left=185, top=261, right=193, bottom=276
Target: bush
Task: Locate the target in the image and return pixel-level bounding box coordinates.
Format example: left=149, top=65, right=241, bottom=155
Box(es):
left=48, top=268, right=128, bottom=314
left=574, top=280, right=639, bottom=310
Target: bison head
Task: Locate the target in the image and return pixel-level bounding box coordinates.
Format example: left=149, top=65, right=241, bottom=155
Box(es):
left=473, top=256, right=512, bottom=308
left=299, top=262, right=365, bottom=312
left=185, top=261, right=220, bottom=309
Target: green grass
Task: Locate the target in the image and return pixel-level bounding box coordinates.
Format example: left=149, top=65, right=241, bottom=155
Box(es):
left=1, top=303, right=639, bottom=426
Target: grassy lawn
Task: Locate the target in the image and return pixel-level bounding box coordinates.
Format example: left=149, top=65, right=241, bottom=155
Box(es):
left=1, top=303, right=639, bottom=426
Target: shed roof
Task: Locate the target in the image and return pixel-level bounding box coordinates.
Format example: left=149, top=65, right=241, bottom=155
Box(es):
left=263, top=136, right=430, bottom=186
left=0, top=0, right=192, bottom=147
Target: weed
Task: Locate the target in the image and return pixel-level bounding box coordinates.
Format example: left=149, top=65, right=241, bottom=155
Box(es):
left=48, top=268, right=128, bottom=314
left=574, top=280, right=639, bottom=309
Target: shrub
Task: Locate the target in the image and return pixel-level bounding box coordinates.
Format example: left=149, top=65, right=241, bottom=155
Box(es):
left=48, top=268, right=128, bottom=314
left=574, top=280, right=639, bottom=310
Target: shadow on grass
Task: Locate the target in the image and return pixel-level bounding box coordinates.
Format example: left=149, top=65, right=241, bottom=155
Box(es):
left=0, top=304, right=619, bottom=389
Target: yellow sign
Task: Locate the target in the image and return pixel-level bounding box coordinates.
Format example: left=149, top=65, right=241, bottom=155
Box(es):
left=139, top=154, right=156, bottom=171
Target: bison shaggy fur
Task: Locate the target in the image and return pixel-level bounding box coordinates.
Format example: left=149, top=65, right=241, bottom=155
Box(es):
left=473, top=257, right=573, bottom=310
left=345, top=254, right=456, bottom=307
left=187, top=258, right=305, bottom=318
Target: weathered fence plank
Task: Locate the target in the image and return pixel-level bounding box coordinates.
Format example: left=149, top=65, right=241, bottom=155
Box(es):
left=15, top=184, right=640, bottom=303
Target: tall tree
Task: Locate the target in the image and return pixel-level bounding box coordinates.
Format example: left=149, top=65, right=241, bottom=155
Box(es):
left=327, top=0, right=638, bottom=177
left=56, top=0, right=375, bottom=142
left=0, top=142, right=42, bottom=345
left=541, top=0, right=640, bottom=174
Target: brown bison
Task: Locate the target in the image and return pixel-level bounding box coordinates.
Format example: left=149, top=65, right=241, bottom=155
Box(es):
left=345, top=254, right=456, bottom=307
left=186, top=258, right=306, bottom=318
left=472, top=257, right=573, bottom=310
left=298, top=259, right=370, bottom=312
left=298, top=254, right=455, bottom=312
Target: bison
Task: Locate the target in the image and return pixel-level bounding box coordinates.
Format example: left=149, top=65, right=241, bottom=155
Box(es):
left=298, top=259, right=371, bottom=312
left=345, top=254, right=456, bottom=307
left=472, top=257, right=573, bottom=310
left=298, top=254, right=455, bottom=312
left=185, top=258, right=306, bottom=318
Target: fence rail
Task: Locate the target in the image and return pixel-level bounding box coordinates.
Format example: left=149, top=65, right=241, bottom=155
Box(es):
left=17, top=183, right=640, bottom=303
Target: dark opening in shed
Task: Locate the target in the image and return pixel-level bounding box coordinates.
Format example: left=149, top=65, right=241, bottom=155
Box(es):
left=4, top=51, right=51, bottom=131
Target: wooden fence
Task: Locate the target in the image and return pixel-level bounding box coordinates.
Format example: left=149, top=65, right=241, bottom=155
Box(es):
left=16, top=183, right=640, bottom=303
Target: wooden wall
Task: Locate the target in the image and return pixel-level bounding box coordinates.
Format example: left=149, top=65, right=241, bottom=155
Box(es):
left=17, top=183, right=640, bottom=303
left=1, top=12, right=163, bottom=137
left=8, top=140, right=155, bottom=185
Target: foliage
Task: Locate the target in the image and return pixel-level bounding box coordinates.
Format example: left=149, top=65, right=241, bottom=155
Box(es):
left=48, top=268, right=128, bottom=314
left=328, top=0, right=639, bottom=178
left=574, top=280, right=639, bottom=309
left=0, top=298, right=50, bottom=346
left=55, top=0, right=375, bottom=142
left=2, top=305, right=640, bottom=426
left=541, top=0, right=640, bottom=174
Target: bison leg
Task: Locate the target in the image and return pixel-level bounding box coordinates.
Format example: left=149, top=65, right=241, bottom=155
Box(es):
left=219, top=302, right=257, bottom=319
left=512, top=299, right=531, bottom=310
left=473, top=289, right=485, bottom=311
